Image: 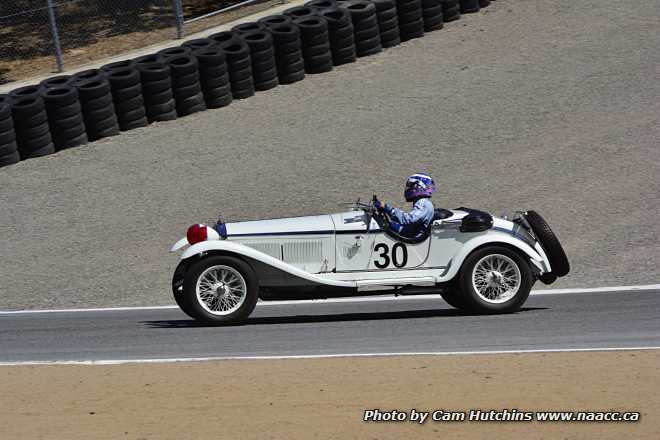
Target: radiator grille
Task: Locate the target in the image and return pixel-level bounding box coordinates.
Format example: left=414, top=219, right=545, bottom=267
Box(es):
left=282, top=241, right=324, bottom=264
left=241, top=242, right=282, bottom=260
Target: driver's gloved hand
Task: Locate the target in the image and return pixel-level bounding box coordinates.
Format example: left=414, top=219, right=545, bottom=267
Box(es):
left=374, top=198, right=392, bottom=214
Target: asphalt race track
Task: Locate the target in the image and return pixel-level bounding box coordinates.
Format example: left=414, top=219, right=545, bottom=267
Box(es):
left=1, top=289, right=658, bottom=364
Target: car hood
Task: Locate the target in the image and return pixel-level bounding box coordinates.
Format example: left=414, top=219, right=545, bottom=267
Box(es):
left=225, top=214, right=336, bottom=237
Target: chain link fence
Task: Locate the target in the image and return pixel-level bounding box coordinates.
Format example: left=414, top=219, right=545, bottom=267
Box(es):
left=0, top=0, right=281, bottom=86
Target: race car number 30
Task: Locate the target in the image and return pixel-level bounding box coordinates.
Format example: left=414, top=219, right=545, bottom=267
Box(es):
left=374, top=243, right=408, bottom=268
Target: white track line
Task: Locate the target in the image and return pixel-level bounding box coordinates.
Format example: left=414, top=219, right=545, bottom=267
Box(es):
left=1, top=346, right=659, bottom=366
left=1, top=284, right=658, bottom=315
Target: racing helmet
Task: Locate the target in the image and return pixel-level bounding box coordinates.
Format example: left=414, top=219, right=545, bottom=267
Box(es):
left=404, top=173, right=435, bottom=202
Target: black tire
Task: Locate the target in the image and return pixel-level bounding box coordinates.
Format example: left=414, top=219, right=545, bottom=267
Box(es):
left=380, top=26, right=401, bottom=42
left=50, top=112, right=84, bottom=130
left=46, top=100, right=81, bottom=119
left=204, top=84, right=233, bottom=99
left=77, top=79, right=111, bottom=100
left=254, top=77, right=279, bottom=91
left=334, top=53, right=357, bottom=65
left=172, top=72, right=200, bottom=88
left=253, top=67, right=278, bottom=82
left=355, top=35, right=382, bottom=53
left=399, top=8, right=423, bottom=22
left=120, top=117, right=149, bottom=131
left=72, top=69, right=106, bottom=85
left=0, top=150, right=20, bottom=167
left=208, top=31, right=244, bottom=49
left=320, top=9, right=352, bottom=29
left=194, top=49, right=227, bottom=67
left=440, top=286, right=470, bottom=310
left=142, top=78, right=173, bottom=95
left=249, top=48, right=276, bottom=64
left=40, top=86, right=78, bottom=107
left=459, top=0, right=479, bottom=13
left=424, top=14, right=444, bottom=30
left=106, top=68, right=140, bottom=89
left=182, top=256, right=259, bottom=325
left=205, top=93, right=233, bottom=109
left=10, top=85, right=42, bottom=99
left=306, top=0, right=337, bottom=9
left=303, top=43, right=332, bottom=57
left=0, top=140, right=18, bottom=157
left=146, top=100, right=176, bottom=115
left=284, top=6, right=317, bottom=19
left=54, top=133, right=87, bottom=150
left=202, top=74, right=231, bottom=90
left=232, top=21, right=267, bottom=35
left=145, top=88, right=175, bottom=105
left=159, top=46, right=192, bottom=59
left=137, top=64, right=171, bottom=82
left=278, top=59, right=305, bottom=75
left=523, top=211, right=570, bottom=277
left=168, top=55, right=198, bottom=76
left=355, top=25, right=380, bottom=42
left=458, top=245, right=533, bottom=314
left=344, top=2, right=377, bottom=21
left=227, top=56, right=252, bottom=72
left=114, top=94, right=145, bottom=113
left=275, top=39, right=303, bottom=54
left=0, top=126, right=16, bottom=144
left=279, top=69, right=305, bottom=84
left=112, top=83, right=143, bottom=101
left=88, top=114, right=119, bottom=132
left=40, top=75, right=74, bottom=89
left=306, top=59, right=333, bottom=74
left=148, top=109, right=178, bottom=122
left=258, top=14, right=293, bottom=27
left=174, top=82, right=202, bottom=100
left=81, top=93, right=113, bottom=111
left=182, top=38, right=217, bottom=50
left=118, top=107, right=147, bottom=123
left=229, top=66, right=253, bottom=82
left=101, top=60, right=135, bottom=73
left=242, top=31, right=274, bottom=53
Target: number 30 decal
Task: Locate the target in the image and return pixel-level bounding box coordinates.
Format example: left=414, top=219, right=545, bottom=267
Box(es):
left=374, top=243, right=408, bottom=268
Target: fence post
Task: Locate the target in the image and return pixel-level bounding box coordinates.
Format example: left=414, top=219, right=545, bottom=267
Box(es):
left=46, top=0, right=64, bottom=72
left=173, top=0, right=185, bottom=39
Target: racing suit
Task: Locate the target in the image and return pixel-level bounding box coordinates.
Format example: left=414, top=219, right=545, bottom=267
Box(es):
left=387, top=197, right=435, bottom=240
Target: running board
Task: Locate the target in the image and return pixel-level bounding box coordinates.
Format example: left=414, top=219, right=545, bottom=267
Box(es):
left=356, top=276, right=437, bottom=288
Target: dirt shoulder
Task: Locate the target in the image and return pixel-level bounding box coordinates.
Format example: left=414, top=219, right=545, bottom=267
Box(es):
left=1, top=350, right=658, bottom=439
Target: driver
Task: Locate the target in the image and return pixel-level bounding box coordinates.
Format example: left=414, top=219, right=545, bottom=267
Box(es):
left=375, top=173, right=435, bottom=240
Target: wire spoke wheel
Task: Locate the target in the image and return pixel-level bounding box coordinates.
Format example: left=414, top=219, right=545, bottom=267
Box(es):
left=471, top=254, right=521, bottom=304
left=195, top=265, right=248, bottom=316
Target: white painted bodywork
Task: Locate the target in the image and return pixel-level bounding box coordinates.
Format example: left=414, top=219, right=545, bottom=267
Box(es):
left=172, top=209, right=552, bottom=291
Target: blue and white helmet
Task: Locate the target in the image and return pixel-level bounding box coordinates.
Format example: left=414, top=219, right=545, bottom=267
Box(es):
left=404, top=173, right=435, bottom=202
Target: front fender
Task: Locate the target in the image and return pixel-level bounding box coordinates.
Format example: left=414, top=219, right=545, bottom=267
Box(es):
left=180, top=240, right=356, bottom=288
left=438, top=231, right=551, bottom=282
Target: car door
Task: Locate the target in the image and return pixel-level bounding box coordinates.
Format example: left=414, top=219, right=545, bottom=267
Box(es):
left=367, top=230, right=432, bottom=270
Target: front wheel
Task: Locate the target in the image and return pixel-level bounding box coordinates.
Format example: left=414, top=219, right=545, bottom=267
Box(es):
left=182, top=256, right=259, bottom=325
left=458, top=246, right=533, bottom=314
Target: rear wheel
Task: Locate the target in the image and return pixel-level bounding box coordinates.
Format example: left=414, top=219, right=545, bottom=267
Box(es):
left=182, top=256, right=259, bottom=325
left=458, top=246, right=533, bottom=314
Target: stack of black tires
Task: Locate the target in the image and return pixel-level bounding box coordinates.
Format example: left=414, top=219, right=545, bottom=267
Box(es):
left=10, top=87, right=55, bottom=159
left=396, top=0, right=425, bottom=41
left=295, top=16, right=334, bottom=74
left=104, top=67, right=149, bottom=131
left=318, top=7, right=357, bottom=66
left=239, top=30, right=280, bottom=90
left=371, top=0, right=401, bottom=48
left=439, top=0, right=461, bottom=21
left=40, top=85, right=88, bottom=150
left=209, top=32, right=256, bottom=99
left=459, top=0, right=479, bottom=13
left=192, top=47, right=234, bottom=108
left=260, top=16, right=306, bottom=85
left=133, top=54, right=177, bottom=122
left=0, top=95, right=20, bottom=167
left=73, top=69, right=120, bottom=141
left=422, top=0, right=444, bottom=31
left=342, top=2, right=382, bottom=57
left=166, top=54, right=207, bottom=116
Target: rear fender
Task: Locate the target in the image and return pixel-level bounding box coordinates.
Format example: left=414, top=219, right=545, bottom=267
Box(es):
left=439, top=232, right=551, bottom=282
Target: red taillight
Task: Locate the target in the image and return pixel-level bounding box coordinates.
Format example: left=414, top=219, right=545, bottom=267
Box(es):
left=186, top=224, right=207, bottom=245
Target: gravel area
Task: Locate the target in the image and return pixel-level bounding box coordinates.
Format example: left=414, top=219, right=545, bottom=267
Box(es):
left=0, top=0, right=658, bottom=310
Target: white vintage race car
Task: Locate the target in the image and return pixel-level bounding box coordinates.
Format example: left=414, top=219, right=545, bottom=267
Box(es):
left=170, top=198, right=569, bottom=325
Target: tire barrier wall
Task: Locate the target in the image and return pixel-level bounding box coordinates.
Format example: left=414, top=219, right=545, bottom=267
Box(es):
left=1, top=0, right=494, bottom=168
